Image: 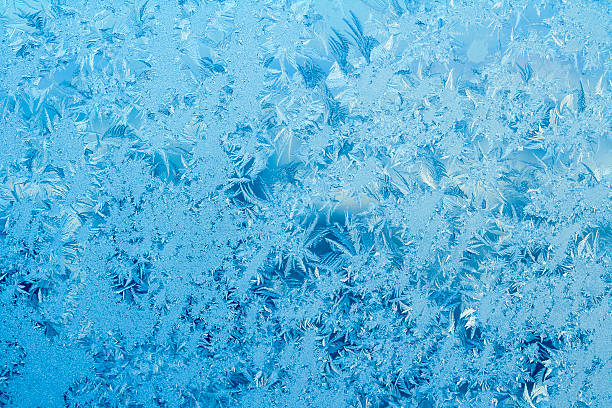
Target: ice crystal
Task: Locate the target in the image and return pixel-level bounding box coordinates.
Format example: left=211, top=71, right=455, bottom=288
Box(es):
left=0, top=0, right=610, bottom=407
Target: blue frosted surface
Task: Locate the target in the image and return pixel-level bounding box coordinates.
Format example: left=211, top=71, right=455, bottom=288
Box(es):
left=0, top=1, right=610, bottom=407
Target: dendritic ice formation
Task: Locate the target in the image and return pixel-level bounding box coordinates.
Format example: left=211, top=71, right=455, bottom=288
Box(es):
left=0, top=0, right=610, bottom=407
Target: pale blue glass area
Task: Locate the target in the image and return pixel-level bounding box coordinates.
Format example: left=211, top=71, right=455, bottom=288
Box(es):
left=0, top=1, right=610, bottom=407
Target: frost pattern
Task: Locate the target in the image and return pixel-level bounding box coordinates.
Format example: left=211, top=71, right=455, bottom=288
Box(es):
left=0, top=1, right=610, bottom=407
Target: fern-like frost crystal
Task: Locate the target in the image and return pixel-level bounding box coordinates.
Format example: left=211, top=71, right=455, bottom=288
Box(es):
left=0, top=1, right=610, bottom=407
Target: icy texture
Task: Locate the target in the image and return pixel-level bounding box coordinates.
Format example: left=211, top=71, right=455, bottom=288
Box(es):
left=0, top=0, right=610, bottom=407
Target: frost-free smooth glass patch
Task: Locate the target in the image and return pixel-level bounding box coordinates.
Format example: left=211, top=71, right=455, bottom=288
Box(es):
left=0, top=1, right=610, bottom=407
